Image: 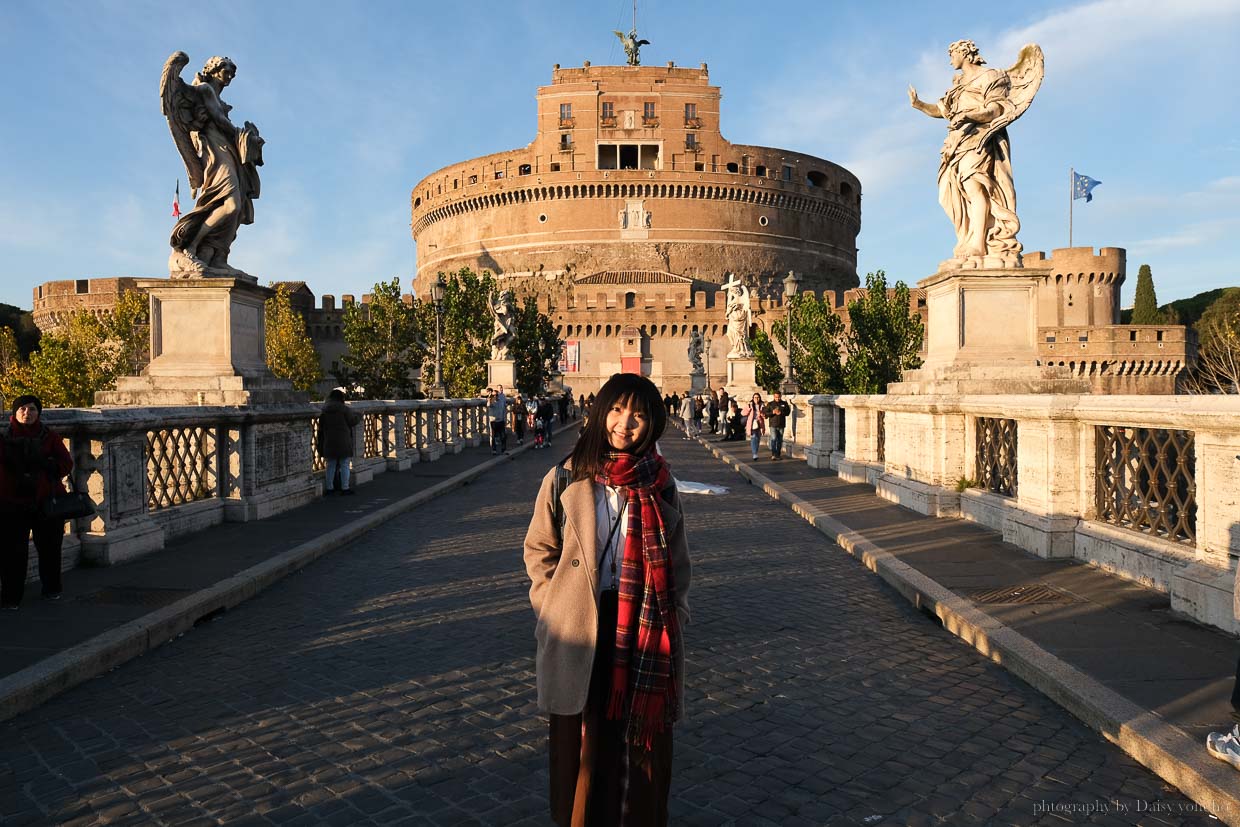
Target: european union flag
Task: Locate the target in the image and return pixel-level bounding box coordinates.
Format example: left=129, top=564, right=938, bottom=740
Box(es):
left=1073, top=171, right=1101, bottom=202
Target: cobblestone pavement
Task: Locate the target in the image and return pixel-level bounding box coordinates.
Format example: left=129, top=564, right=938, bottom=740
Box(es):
left=0, top=439, right=1217, bottom=826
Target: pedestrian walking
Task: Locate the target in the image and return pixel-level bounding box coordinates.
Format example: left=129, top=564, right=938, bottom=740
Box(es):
left=512, top=395, right=529, bottom=445
left=744, top=392, right=766, bottom=460
left=1, top=395, right=74, bottom=608
left=487, top=388, right=509, bottom=453
left=537, top=396, right=556, bottom=447
left=723, top=400, right=744, bottom=441
left=692, top=394, right=704, bottom=435
left=317, top=389, right=360, bottom=495
left=679, top=393, right=696, bottom=438
left=707, top=389, right=719, bottom=435
left=558, top=394, right=569, bottom=425
left=524, top=372, right=691, bottom=827
left=765, top=391, right=792, bottom=460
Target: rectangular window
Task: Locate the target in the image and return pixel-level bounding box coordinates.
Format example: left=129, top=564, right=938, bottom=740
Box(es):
left=560, top=103, right=572, bottom=119
left=550, top=162, right=561, bottom=172
left=684, top=103, right=696, bottom=119
left=643, top=102, right=656, bottom=120
left=494, top=170, right=505, bottom=179
left=686, top=133, right=698, bottom=149
left=694, top=162, right=704, bottom=171
left=469, top=175, right=478, bottom=184
left=602, top=102, right=614, bottom=119
left=782, top=164, right=793, bottom=182
left=560, top=133, right=572, bottom=150
left=75, top=279, right=89, bottom=294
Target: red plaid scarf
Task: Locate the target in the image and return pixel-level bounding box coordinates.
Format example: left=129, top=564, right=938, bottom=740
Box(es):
left=596, top=449, right=680, bottom=747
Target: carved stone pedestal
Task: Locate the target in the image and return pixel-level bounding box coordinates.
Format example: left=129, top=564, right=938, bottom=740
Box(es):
left=689, top=371, right=707, bottom=393
left=96, top=278, right=301, bottom=406
left=487, top=359, right=516, bottom=390
left=725, top=357, right=758, bottom=399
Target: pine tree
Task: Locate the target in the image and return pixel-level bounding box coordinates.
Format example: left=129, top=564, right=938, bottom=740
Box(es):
left=1131, top=264, right=1161, bottom=324
left=265, top=284, right=322, bottom=394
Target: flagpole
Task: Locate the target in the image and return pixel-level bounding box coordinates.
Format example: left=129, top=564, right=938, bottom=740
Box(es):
left=1069, top=167, right=1074, bottom=248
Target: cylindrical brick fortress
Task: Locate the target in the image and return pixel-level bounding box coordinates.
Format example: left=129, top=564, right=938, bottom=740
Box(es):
left=411, top=62, right=861, bottom=300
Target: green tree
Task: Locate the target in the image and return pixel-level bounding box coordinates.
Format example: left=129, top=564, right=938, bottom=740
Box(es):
left=770, top=292, right=845, bottom=394
left=12, top=290, right=149, bottom=408
left=0, top=326, right=31, bottom=410
left=1184, top=287, right=1240, bottom=394
left=843, top=271, right=924, bottom=394
left=340, top=277, right=426, bottom=399
left=0, top=304, right=41, bottom=357
left=265, top=284, right=322, bottom=394
left=751, top=327, right=784, bottom=393
left=416, top=268, right=500, bottom=397
left=1131, top=264, right=1163, bottom=324
left=511, top=295, right=561, bottom=396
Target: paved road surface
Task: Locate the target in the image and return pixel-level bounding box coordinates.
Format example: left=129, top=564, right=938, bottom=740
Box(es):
left=0, top=440, right=1215, bottom=825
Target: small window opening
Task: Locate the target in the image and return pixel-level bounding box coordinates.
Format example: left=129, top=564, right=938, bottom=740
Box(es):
left=75, top=279, right=89, bottom=294
left=726, top=162, right=739, bottom=173
left=519, top=164, right=531, bottom=175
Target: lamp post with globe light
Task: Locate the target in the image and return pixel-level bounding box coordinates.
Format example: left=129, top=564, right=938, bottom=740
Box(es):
left=781, top=270, right=801, bottom=395
left=430, top=275, right=446, bottom=399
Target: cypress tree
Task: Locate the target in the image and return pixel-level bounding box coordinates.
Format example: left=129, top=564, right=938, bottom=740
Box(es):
left=1131, top=264, right=1161, bottom=324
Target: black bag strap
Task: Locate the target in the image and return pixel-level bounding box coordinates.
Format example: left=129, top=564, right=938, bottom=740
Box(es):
left=551, top=461, right=572, bottom=530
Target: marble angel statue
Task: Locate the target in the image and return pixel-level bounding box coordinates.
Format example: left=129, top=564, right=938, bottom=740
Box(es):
left=723, top=275, right=753, bottom=359
left=489, top=291, right=516, bottom=361
left=687, top=329, right=704, bottom=375
left=160, top=51, right=265, bottom=279
left=909, top=41, right=1043, bottom=269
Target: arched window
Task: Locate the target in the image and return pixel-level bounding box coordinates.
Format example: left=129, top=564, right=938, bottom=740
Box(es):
left=625, top=292, right=636, bottom=309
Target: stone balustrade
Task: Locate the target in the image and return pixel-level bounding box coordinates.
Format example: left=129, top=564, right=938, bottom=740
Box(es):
left=5, top=399, right=487, bottom=573
left=807, top=393, right=1240, bottom=633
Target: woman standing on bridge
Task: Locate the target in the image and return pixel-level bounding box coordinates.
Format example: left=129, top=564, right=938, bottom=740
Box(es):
left=524, top=372, right=691, bottom=827
left=1, top=395, right=73, bottom=608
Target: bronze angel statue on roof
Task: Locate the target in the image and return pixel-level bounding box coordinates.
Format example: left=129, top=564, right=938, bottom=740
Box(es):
left=909, top=41, right=1043, bottom=270
left=160, top=51, right=265, bottom=279
left=614, top=29, right=650, bottom=66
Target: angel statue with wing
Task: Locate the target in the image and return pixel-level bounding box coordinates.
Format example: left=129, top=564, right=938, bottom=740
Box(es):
left=489, top=290, right=516, bottom=361
left=160, top=52, right=265, bottom=279
left=613, top=29, right=650, bottom=66
left=723, top=274, right=754, bottom=359
left=909, top=40, right=1043, bottom=269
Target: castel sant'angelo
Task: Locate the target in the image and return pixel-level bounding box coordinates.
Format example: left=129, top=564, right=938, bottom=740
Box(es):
left=410, top=42, right=862, bottom=391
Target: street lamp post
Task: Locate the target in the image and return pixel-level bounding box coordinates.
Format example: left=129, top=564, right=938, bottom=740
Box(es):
left=430, top=276, right=446, bottom=399
left=781, top=270, right=801, bottom=396
left=704, top=335, right=712, bottom=387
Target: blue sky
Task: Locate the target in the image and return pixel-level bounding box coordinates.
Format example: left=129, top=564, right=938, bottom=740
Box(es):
left=1, top=0, right=1237, bottom=312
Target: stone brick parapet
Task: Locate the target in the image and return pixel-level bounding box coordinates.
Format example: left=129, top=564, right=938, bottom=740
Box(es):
left=808, top=393, right=1240, bottom=633
left=3, top=399, right=486, bottom=574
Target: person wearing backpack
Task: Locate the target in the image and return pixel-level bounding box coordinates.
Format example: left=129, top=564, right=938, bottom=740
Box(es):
left=524, top=372, right=692, bottom=826
left=317, top=389, right=360, bottom=495
left=0, top=395, right=73, bottom=608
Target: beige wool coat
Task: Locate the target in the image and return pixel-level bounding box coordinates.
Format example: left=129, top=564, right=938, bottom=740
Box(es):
left=523, top=464, right=692, bottom=716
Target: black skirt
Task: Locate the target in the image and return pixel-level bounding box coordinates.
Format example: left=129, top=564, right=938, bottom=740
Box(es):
left=548, top=589, right=674, bottom=827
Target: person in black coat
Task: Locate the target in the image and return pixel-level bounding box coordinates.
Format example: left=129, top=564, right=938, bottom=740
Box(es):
left=317, top=389, right=361, bottom=495
left=1, top=395, right=74, bottom=608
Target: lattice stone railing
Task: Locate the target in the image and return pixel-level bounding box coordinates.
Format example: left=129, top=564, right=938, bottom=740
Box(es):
left=16, top=398, right=486, bottom=568
left=806, top=392, right=1240, bottom=632
left=1095, top=425, right=1195, bottom=545
left=975, top=417, right=1018, bottom=498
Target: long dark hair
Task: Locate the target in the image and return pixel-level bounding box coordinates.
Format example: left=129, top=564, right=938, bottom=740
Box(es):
left=568, top=373, right=666, bottom=481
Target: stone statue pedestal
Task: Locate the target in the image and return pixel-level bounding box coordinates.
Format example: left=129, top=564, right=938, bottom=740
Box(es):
left=689, top=371, right=707, bottom=393
left=892, top=262, right=1092, bottom=395
left=96, top=278, right=301, bottom=406
left=725, top=357, right=758, bottom=398
left=487, top=359, right=516, bottom=390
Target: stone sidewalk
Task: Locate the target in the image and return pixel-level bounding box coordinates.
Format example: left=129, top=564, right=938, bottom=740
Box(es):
left=0, top=434, right=1220, bottom=826
left=695, top=428, right=1240, bottom=824
left=0, top=434, right=546, bottom=722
